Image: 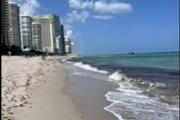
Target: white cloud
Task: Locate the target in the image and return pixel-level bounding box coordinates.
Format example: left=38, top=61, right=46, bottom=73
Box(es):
left=67, top=10, right=90, bottom=22
left=67, top=0, right=132, bottom=22
left=94, top=1, right=132, bottom=14
left=9, top=0, right=40, bottom=16
left=65, top=30, right=73, bottom=39
left=63, top=18, right=79, bottom=41
left=69, top=0, right=93, bottom=10
left=93, top=15, right=113, bottom=20
left=65, top=0, right=133, bottom=45
left=68, top=0, right=132, bottom=14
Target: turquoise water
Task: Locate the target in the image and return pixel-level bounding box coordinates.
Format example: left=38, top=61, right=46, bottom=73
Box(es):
left=80, top=51, right=179, bottom=71
left=67, top=51, right=179, bottom=120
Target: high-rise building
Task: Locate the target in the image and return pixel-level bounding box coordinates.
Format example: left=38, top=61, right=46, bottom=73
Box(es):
left=32, top=23, right=42, bottom=50
left=53, top=15, right=62, bottom=54
left=20, top=16, right=33, bottom=50
left=8, top=3, right=21, bottom=48
left=65, top=37, right=72, bottom=54
left=32, top=14, right=61, bottom=53
left=1, top=0, right=10, bottom=46
left=59, top=25, right=66, bottom=55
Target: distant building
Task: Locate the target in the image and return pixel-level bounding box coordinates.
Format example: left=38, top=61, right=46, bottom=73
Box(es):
left=59, top=25, right=66, bottom=55
left=33, top=14, right=62, bottom=53
left=20, top=16, right=33, bottom=50
left=65, top=37, right=72, bottom=54
left=8, top=3, right=21, bottom=48
left=32, top=23, right=42, bottom=50
left=1, top=0, right=10, bottom=46
left=55, top=35, right=61, bottom=53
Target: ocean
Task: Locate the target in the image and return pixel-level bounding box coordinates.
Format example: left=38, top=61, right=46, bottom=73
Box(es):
left=63, top=51, right=179, bottom=120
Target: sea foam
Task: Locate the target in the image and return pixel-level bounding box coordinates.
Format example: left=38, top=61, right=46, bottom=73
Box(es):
left=72, top=72, right=83, bottom=76
left=104, top=90, right=179, bottom=120
left=108, top=71, right=124, bottom=81
left=105, top=72, right=179, bottom=120
left=73, top=62, right=108, bottom=74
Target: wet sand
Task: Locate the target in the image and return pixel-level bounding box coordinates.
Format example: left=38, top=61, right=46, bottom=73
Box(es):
left=63, top=64, right=118, bottom=120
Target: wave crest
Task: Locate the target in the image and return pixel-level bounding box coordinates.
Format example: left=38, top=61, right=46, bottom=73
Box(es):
left=73, top=62, right=108, bottom=74
left=108, top=71, right=129, bottom=81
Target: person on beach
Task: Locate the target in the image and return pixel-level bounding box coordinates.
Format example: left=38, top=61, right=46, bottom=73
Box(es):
left=42, top=48, right=48, bottom=61
left=42, top=54, right=46, bottom=61
left=8, top=51, right=11, bottom=56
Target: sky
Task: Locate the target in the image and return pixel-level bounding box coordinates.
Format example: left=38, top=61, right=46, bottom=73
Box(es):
left=10, top=0, right=179, bottom=55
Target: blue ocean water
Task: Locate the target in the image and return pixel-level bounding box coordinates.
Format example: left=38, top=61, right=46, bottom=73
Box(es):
left=75, top=51, right=179, bottom=71
left=68, top=51, right=179, bottom=120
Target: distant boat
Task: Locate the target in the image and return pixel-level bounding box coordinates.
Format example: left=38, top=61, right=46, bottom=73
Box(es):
left=128, top=52, right=135, bottom=55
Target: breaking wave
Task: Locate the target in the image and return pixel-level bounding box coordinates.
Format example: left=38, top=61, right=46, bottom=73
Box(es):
left=104, top=71, right=179, bottom=120
left=73, top=62, right=108, bottom=74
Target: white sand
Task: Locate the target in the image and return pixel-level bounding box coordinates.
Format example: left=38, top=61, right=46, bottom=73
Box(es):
left=2, top=56, right=82, bottom=120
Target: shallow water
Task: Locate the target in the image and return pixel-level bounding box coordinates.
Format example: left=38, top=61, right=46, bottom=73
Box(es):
left=60, top=62, right=118, bottom=120
left=65, top=52, right=179, bottom=120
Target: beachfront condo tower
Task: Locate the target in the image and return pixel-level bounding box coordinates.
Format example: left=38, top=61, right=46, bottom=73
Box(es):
left=1, top=0, right=10, bottom=46
left=54, top=16, right=62, bottom=54
left=20, top=16, right=33, bottom=50
left=59, top=25, right=66, bottom=55
left=32, top=23, right=42, bottom=51
left=65, top=37, right=72, bottom=54
left=8, top=3, right=21, bottom=48
left=33, top=14, right=62, bottom=53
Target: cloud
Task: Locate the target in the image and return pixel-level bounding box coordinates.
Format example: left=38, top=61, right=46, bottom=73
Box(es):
left=69, top=0, right=93, bottom=10
left=64, top=0, right=133, bottom=46
left=68, top=0, right=132, bottom=14
left=67, top=0, right=132, bottom=22
left=93, top=15, right=113, bottom=20
left=94, top=1, right=132, bottom=14
left=65, top=30, right=73, bottom=39
left=67, top=10, right=90, bottom=22
left=9, top=0, right=40, bottom=16
left=63, top=18, right=79, bottom=42
left=65, top=0, right=133, bottom=42
left=64, top=30, right=75, bottom=46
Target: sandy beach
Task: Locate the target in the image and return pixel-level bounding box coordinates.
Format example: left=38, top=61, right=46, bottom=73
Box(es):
left=2, top=54, right=177, bottom=120
left=2, top=56, right=82, bottom=120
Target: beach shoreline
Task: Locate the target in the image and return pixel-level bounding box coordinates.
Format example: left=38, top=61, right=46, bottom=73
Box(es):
left=2, top=54, right=179, bottom=120
left=60, top=61, right=119, bottom=120
left=65, top=53, right=179, bottom=120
